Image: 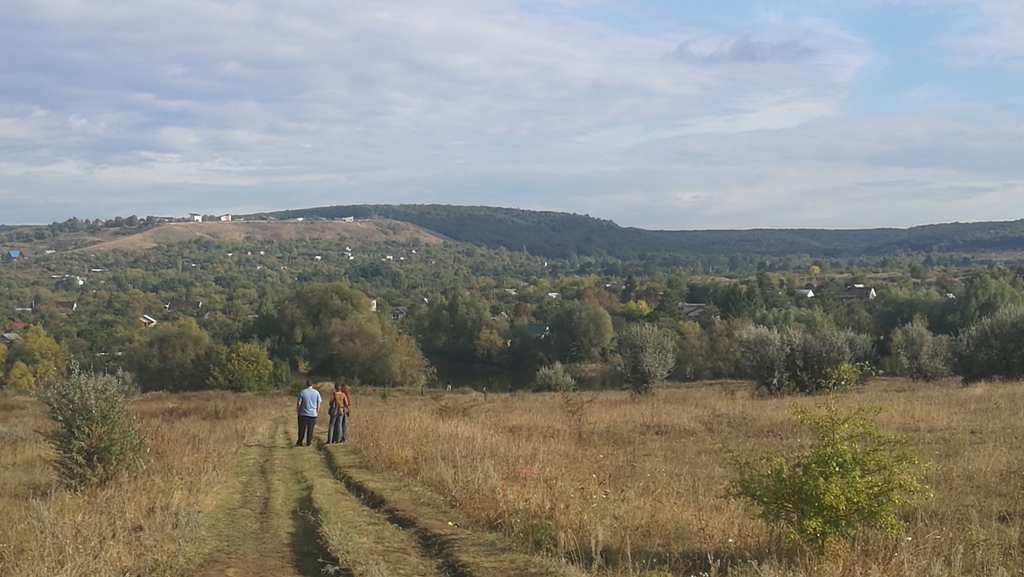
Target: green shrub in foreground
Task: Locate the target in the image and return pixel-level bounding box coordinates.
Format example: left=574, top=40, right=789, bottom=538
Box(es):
left=729, top=401, right=925, bottom=550
left=39, top=367, right=146, bottom=487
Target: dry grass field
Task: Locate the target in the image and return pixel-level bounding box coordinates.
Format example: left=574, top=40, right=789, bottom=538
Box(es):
left=0, top=392, right=283, bottom=576
left=4, top=379, right=1024, bottom=576
left=0, top=388, right=576, bottom=577
left=353, top=379, right=1024, bottom=576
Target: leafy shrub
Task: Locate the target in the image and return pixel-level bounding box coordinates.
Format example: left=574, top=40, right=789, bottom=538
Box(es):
left=206, top=342, right=275, bottom=392
left=738, top=325, right=874, bottom=394
left=889, top=317, right=951, bottom=381
left=953, top=305, right=1024, bottom=385
left=536, top=361, right=576, bottom=392
left=38, top=367, right=146, bottom=487
left=617, top=323, right=677, bottom=395
left=819, top=362, right=876, bottom=391
left=736, top=325, right=791, bottom=393
left=729, top=402, right=925, bottom=549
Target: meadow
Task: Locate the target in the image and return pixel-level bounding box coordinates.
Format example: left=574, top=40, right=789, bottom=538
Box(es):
left=3, top=379, right=1024, bottom=576
left=0, top=392, right=283, bottom=577
left=354, top=380, right=1024, bottom=576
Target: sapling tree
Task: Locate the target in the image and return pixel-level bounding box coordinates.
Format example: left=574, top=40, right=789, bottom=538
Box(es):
left=729, top=398, right=925, bottom=550
left=617, top=323, right=677, bottom=395
left=39, top=365, right=146, bottom=487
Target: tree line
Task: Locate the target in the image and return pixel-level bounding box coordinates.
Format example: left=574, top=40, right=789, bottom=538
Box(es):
left=3, top=229, right=1024, bottom=394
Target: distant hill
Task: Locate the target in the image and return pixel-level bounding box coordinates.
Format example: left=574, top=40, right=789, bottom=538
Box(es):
left=7, top=205, right=1024, bottom=261
left=252, top=204, right=1024, bottom=260
left=256, top=205, right=662, bottom=259
left=78, top=220, right=446, bottom=252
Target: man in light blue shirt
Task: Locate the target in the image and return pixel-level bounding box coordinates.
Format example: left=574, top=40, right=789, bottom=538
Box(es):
left=296, top=380, right=322, bottom=446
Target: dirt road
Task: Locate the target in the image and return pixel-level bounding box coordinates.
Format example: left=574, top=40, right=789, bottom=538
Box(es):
left=192, top=411, right=576, bottom=577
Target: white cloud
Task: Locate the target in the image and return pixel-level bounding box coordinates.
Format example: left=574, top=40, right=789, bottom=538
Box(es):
left=0, top=0, right=1020, bottom=229
left=946, top=2, right=1024, bottom=71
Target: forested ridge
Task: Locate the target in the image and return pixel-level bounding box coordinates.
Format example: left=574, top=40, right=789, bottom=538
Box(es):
left=254, top=204, right=1024, bottom=259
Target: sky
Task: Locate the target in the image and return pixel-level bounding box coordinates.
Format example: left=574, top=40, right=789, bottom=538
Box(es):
left=1, top=0, right=1023, bottom=230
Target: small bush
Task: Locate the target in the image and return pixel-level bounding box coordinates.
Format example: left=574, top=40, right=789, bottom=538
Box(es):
left=953, top=305, right=1024, bottom=384
left=38, top=367, right=147, bottom=487
left=536, top=362, right=576, bottom=392
left=617, top=323, right=677, bottom=395
left=738, top=325, right=874, bottom=395
left=889, top=317, right=951, bottom=381
left=729, top=401, right=925, bottom=550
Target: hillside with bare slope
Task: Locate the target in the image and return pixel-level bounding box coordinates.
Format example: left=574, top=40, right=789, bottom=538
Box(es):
left=79, top=219, right=448, bottom=252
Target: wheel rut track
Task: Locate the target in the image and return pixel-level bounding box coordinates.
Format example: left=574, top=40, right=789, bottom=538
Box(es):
left=191, top=415, right=347, bottom=577
left=316, top=440, right=476, bottom=577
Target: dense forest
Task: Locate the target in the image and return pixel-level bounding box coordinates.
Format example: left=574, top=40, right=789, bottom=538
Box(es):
left=2, top=206, right=1024, bottom=395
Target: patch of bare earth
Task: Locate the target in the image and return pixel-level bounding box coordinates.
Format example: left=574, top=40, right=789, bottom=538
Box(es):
left=81, top=219, right=447, bottom=252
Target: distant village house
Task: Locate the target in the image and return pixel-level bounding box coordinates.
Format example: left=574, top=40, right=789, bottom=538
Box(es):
left=165, top=300, right=203, bottom=312
left=678, top=303, right=719, bottom=319
left=389, top=306, right=409, bottom=321
left=839, top=285, right=876, bottom=300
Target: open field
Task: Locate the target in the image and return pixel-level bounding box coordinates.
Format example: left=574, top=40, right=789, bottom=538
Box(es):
left=3, top=380, right=1024, bottom=576
left=0, top=388, right=577, bottom=577
left=354, top=380, right=1024, bottom=576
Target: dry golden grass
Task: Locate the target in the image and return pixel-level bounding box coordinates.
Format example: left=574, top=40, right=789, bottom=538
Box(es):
left=351, top=379, right=1024, bottom=576
left=0, top=391, right=282, bottom=577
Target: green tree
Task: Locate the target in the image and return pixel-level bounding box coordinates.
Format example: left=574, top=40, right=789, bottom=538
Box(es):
left=319, top=316, right=433, bottom=388
left=38, top=367, right=146, bottom=486
left=548, top=300, right=614, bottom=363
left=738, top=325, right=873, bottom=395
left=207, top=342, right=275, bottom=392
left=7, top=325, right=67, bottom=389
left=4, top=360, right=35, bottom=393
left=953, top=305, right=1024, bottom=384
left=620, top=299, right=652, bottom=321
left=889, top=317, right=951, bottom=381
left=125, top=318, right=213, bottom=391
left=673, top=320, right=710, bottom=381
left=415, top=292, right=497, bottom=364
left=957, top=273, right=1023, bottom=328
left=737, top=325, right=792, bottom=394
left=617, top=323, right=677, bottom=395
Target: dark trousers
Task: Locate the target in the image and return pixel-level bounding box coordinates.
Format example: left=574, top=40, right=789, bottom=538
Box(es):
left=297, top=415, right=317, bottom=446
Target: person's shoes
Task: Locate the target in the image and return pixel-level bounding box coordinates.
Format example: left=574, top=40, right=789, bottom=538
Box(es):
left=295, top=442, right=302, bottom=447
